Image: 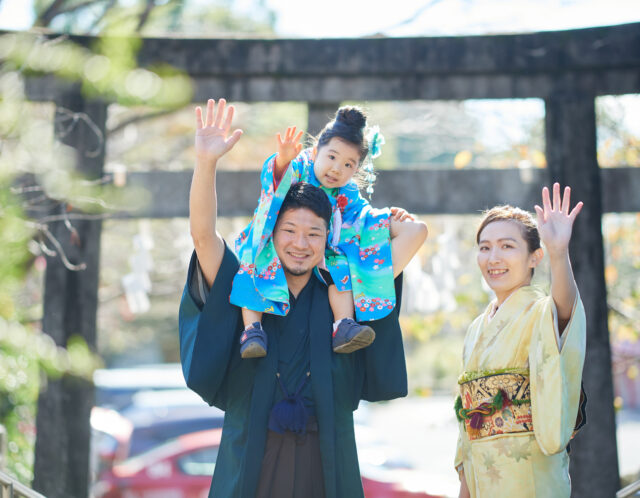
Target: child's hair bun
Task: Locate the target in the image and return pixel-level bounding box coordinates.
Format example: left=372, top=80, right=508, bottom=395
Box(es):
left=316, top=105, right=369, bottom=163
left=335, top=106, right=367, bottom=130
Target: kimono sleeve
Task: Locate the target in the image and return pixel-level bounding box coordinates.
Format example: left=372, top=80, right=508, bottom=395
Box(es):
left=360, top=274, right=408, bottom=401
left=454, top=422, right=470, bottom=471
left=251, top=152, right=305, bottom=257
left=259, top=151, right=305, bottom=194
left=339, top=181, right=368, bottom=219
left=259, top=153, right=278, bottom=189
left=178, top=242, right=242, bottom=409
left=529, top=293, right=586, bottom=455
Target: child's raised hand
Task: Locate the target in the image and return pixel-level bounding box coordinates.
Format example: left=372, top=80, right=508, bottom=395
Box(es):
left=275, top=126, right=304, bottom=168
left=390, top=206, right=415, bottom=222
left=534, top=183, right=583, bottom=255
left=195, top=98, right=243, bottom=164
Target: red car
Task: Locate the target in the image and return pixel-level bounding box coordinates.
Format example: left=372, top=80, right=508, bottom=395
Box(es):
left=93, top=429, right=221, bottom=498
left=360, top=450, right=446, bottom=498
left=94, top=426, right=444, bottom=498
left=91, top=389, right=224, bottom=475
left=363, top=476, right=444, bottom=498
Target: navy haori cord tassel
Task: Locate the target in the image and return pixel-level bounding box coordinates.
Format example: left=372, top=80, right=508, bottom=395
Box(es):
left=268, top=371, right=311, bottom=435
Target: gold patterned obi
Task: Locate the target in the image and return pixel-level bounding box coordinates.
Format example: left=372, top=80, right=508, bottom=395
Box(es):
left=455, top=369, right=533, bottom=441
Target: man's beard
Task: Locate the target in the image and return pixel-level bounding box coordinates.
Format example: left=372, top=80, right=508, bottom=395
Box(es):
left=281, top=262, right=310, bottom=277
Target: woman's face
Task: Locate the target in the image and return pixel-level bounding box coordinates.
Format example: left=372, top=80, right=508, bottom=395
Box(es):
left=477, top=220, right=542, bottom=304
left=313, top=137, right=360, bottom=189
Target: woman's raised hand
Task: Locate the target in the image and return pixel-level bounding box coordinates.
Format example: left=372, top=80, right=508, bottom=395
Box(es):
left=534, top=183, right=583, bottom=255
left=275, top=126, right=304, bottom=168
left=195, top=98, right=243, bottom=164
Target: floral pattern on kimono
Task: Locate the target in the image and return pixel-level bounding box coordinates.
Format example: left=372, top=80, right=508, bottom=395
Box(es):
left=230, top=148, right=394, bottom=321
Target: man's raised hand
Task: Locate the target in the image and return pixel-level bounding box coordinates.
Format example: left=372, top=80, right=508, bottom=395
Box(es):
left=195, top=98, right=243, bottom=164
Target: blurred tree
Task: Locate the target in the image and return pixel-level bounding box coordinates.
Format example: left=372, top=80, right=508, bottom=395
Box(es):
left=0, top=0, right=281, bottom=490
left=31, top=0, right=276, bottom=36
left=0, top=174, right=98, bottom=483
left=597, top=96, right=640, bottom=168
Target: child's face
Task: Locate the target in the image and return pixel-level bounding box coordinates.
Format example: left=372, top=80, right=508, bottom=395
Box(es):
left=476, top=220, right=542, bottom=304
left=313, top=137, right=361, bottom=189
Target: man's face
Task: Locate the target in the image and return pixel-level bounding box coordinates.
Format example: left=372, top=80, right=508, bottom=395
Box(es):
left=273, top=207, right=327, bottom=277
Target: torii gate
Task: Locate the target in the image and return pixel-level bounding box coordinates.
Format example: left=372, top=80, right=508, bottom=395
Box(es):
left=18, top=22, right=640, bottom=497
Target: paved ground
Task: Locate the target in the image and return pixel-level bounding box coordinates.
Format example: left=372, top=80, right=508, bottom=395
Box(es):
left=361, top=395, right=640, bottom=498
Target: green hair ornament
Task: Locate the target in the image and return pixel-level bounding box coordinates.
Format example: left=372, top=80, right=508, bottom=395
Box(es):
left=364, top=125, right=385, bottom=195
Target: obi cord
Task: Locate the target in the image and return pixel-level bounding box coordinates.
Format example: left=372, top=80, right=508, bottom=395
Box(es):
left=455, top=389, right=531, bottom=429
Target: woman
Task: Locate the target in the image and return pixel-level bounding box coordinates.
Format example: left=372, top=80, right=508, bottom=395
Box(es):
left=455, top=183, right=586, bottom=497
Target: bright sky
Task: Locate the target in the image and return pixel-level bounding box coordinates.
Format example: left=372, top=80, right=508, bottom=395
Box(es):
left=265, top=0, right=640, bottom=38
left=1, top=0, right=639, bottom=37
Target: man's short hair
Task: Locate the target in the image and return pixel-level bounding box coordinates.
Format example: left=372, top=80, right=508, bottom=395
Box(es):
left=278, top=182, right=332, bottom=229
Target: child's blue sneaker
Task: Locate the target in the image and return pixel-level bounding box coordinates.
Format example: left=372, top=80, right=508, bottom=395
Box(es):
left=332, top=319, right=375, bottom=354
left=240, top=322, right=268, bottom=358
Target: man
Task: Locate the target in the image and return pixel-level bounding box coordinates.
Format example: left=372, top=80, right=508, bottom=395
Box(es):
left=179, top=98, right=427, bottom=497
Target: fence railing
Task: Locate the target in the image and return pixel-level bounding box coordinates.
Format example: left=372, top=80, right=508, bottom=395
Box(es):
left=0, top=471, right=46, bottom=498
left=618, top=479, right=640, bottom=498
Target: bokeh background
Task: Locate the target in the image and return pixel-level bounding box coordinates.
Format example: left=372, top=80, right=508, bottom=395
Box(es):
left=1, top=1, right=639, bottom=496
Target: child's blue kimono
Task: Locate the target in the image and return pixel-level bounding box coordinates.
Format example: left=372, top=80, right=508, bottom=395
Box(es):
left=230, top=148, right=395, bottom=322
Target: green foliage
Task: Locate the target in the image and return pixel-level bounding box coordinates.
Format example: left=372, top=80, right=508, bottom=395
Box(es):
left=0, top=321, right=101, bottom=483
left=0, top=32, right=192, bottom=108
left=0, top=0, right=221, bottom=485
left=32, top=0, right=276, bottom=37
left=0, top=189, right=31, bottom=321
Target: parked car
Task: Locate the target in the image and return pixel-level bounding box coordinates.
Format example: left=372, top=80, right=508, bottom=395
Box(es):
left=94, top=363, right=186, bottom=410
left=91, top=388, right=224, bottom=474
left=94, top=424, right=444, bottom=498
left=93, top=428, right=222, bottom=498
left=357, top=424, right=446, bottom=498
left=361, top=464, right=447, bottom=498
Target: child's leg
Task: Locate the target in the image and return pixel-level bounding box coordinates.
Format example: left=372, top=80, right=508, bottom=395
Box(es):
left=240, top=307, right=267, bottom=359
left=242, top=307, right=263, bottom=329
left=329, top=285, right=375, bottom=354
left=328, top=285, right=355, bottom=322
left=390, top=217, right=428, bottom=278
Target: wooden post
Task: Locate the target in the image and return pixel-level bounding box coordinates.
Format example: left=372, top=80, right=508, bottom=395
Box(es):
left=33, top=91, right=106, bottom=498
left=545, top=92, right=620, bottom=497
left=307, top=102, right=340, bottom=143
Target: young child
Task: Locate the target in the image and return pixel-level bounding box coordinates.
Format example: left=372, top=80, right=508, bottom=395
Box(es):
left=454, top=184, right=587, bottom=498
left=231, top=106, right=428, bottom=358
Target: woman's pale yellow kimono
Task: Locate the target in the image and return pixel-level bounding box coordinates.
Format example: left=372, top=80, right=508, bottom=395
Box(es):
left=455, top=285, right=586, bottom=498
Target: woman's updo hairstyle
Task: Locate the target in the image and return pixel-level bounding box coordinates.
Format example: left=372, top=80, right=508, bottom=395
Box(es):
left=476, top=205, right=541, bottom=254
left=316, top=106, right=369, bottom=163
